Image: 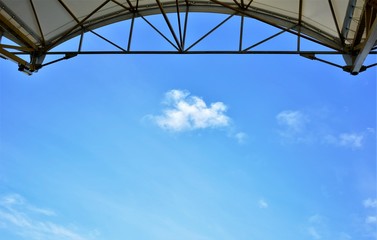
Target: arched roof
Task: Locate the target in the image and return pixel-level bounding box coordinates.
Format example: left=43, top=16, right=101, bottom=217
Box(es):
left=0, top=0, right=376, bottom=75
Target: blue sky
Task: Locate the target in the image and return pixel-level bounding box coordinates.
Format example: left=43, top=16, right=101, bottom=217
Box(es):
left=0, top=12, right=376, bottom=240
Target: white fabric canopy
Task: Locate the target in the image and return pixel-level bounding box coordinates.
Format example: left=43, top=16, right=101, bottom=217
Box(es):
left=0, top=0, right=376, bottom=74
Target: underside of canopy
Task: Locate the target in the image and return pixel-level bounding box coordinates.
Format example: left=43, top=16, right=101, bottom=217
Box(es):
left=0, top=0, right=376, bottom=75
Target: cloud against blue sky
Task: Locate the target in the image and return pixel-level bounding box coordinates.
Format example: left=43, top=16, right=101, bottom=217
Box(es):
left=0, top=194, right=96, bottom=240
left=276, top=110, right=308, bottom=133
left=1, top=24, right=375, bottom=240
left=258, top=199, right=268, bottom=209
left=324, top=133, right=364, bottom=149
left=151, top=89, right=230, bottom=132
left=363, top=198, right=377, bottom=208
left=276, top=109, right=371, bottom=149
left=363, top=198, right=377, bottom=226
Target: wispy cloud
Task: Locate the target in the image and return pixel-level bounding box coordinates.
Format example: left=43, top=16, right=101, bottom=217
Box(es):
left=276, top=110, right=308, bottom=133
left=324, top=133, right=364, bottom=149
left=307, top=214, right=326, bottom=240
left=276, top=110, right=311, bottom=143
left=338, top=133, right=364, bottom=148
left=308, top=227, right=322, bottom=240
left=307, top=214, right=354, bottom=240
left=308, top=214, right=324, bottom=224
left=276, top=109, right=371, bottom=149
left=0, top=193, right=95, bottom=240
left=234, top=132, right=248, bottom=144
left=338, top=232, right=352, bottom=240
left=258, top=199, right=268, bottom=209
left=363, top=198, right=377, bottom=208
left=151, top=90, right=230, bottom=132
left=0, top=193, right=25, bottom=205
left=366, top=216, right=377, bottom=224
left=360, top=198, right=377, bottom=237
left=0, top=193, right=55, bottom=216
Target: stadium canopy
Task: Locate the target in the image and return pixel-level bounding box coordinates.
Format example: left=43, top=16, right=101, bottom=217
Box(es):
left=0, top=0, right=376, bottom=75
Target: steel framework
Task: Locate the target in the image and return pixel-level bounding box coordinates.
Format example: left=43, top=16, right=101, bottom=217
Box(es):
left=0, top=0, right=376, bottom=75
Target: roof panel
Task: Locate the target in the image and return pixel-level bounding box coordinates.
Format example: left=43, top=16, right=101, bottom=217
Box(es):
left=86, top=1, right=126, bottom=23
left=1, top=0, right=355, bottom=47
left=302, top=0, right=339, bottom=38
left=332, top=0, right=349, bottom=31
left=253, top=0, right=300, bottom=18
left=62, top=0, right=111, bottom=20
left=32, top=0, right=76, bottom=42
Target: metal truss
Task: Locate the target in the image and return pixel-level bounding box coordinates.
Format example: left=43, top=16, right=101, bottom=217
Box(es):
left=0, top=0, right=376, bottom=75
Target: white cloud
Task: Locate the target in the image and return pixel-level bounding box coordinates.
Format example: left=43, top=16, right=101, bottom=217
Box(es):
left=258, top=199, right=268, bottom=209
left=152, top=90, right=230, bottom=132
left=363, top=198, right=377, bottom=208
left=366, top=216, right=377, bottom=224
left=276, top=110, right=308, bottom=133
left=0, top=194, right=93, bottom=240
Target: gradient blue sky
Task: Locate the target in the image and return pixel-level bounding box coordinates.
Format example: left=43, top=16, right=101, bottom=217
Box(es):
left=0, top=12, right=376, bottom=240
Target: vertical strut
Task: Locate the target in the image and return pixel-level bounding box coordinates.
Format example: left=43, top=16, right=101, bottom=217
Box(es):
left=176, top=0, right=184, bottom=47
left=128, top=14, right=135, bottom=51
left=78, top=31, right=84, bottom=52
left=239, top=16, right=244, bottom=51
left=182, top=0, right=190, bottom=50
left=297, top=0, right=303, bottom=51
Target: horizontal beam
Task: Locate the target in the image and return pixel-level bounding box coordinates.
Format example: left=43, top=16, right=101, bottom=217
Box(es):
left=0, top=43, right=34, bottom=51
left=10, top=50, right=377, bottom=55
left=0, top=46, right=32, bottom=75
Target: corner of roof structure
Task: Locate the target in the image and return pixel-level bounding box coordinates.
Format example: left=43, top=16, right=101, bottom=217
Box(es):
left=342, top=0, right=377, bottom=74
